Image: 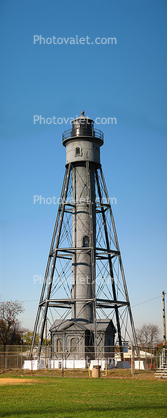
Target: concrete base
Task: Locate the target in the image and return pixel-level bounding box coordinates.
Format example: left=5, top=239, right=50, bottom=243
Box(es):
left=23, top=358, right=116, bottom=370
left=50, top=359, right=87, bottom=369
left=23, top=357, right=134, bottom=371
left=22, top=360, right=46, bottom=370
left=134, top=360, right=145, bottom=370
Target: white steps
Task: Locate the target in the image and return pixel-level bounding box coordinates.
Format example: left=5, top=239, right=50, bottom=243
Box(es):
left=154, top=362, right=167, bottom=379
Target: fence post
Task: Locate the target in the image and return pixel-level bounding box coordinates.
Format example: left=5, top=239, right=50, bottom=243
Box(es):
left=105, top=363, right=107, bottom=377
left=156, top=351, right=158, bottom=369
left=5, top=355, right=7, bottom=370
left=131, top=344, right=134, bottom=378
left=31, top=353, right=33, bottom=376
left=17, top=348, right=18, bottom=369
left=62, top=352, right=64, bottom=377
left=21, top=345, right=22, bottom=369
left=145, top=349, right=147, bottom=369
left=138, top=346, right=140, bottom=370
left=151, top=348, right=153, bottom=369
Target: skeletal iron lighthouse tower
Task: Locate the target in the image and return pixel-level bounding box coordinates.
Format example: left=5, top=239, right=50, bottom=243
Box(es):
left=31, top=111, right=138, bottom=359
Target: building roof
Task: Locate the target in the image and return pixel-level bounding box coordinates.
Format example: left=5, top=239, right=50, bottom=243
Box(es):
left=50, top=318, right=116, bottom=333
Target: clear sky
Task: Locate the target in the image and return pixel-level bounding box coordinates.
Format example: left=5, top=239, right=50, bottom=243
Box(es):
left=0, top=0, right=167, bottom=338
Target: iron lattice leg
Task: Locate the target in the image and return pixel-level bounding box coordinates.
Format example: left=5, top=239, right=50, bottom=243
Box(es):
left=95, top=168, right=123, bottom=360
left=30, top=165, right=71, bottom=358
left=100, top=166, right=138, bottom=352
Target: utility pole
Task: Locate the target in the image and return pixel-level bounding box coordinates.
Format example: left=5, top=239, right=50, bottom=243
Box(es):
left=162, top=291, right=166, bottom=364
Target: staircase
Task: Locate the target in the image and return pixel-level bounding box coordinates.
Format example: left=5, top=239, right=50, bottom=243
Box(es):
left=154, top=362, right=167, bottom=379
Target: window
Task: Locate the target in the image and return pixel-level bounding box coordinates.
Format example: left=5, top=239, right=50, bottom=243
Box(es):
left=70, top=338, right=77, bottom=352
left=57, top=338, right=62, bottom=352
left=75, top=147, right=80, bottom=156
left=83, top=235, right=89, bottom=247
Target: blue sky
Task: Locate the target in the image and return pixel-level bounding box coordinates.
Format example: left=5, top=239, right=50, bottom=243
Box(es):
left=0, top=0, right=167, bottom=338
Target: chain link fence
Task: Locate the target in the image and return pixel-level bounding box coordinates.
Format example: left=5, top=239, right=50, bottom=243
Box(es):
left=0, top=345, right=161, bottom=371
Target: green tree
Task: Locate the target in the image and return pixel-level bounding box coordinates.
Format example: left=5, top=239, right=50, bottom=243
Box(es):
left=23, top=331, right=39, bottom=345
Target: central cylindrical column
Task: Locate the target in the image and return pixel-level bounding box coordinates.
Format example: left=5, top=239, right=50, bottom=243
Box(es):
left=71, top=164, right=96, bottom=322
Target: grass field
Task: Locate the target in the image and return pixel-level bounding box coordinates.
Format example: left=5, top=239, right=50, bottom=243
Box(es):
left=0, top=374, right=167, bottom=417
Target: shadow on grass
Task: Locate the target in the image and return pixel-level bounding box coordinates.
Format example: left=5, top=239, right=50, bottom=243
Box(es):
left=0, top=403, right=167, bottom=417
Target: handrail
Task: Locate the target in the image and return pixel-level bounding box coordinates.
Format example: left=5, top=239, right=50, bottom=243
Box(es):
left=62, top=128, right=104, bottom=143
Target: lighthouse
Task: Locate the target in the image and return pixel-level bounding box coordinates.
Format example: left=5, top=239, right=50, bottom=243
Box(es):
left=30, top=111, right=137, bottom=363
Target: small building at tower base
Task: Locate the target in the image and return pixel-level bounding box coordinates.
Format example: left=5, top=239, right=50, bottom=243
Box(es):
left=50, top=318, right=116, bottom=365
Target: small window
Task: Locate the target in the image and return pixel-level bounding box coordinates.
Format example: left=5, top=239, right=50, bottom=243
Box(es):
left=75, top=147, right=80, bottom=156
left=70, top=338, right=77, bottom=352
left=83, top=236, right=89, bottom=247
left=57, top=339, right=62, bottom=352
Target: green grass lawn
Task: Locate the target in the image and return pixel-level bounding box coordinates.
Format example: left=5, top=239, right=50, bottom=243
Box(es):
left=0, top=376, right=167, bottom=418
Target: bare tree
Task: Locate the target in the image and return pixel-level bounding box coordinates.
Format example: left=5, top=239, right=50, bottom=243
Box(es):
left=0, top=300, right=26, bottom=348
left=136, top=323, right=161, bottom=349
